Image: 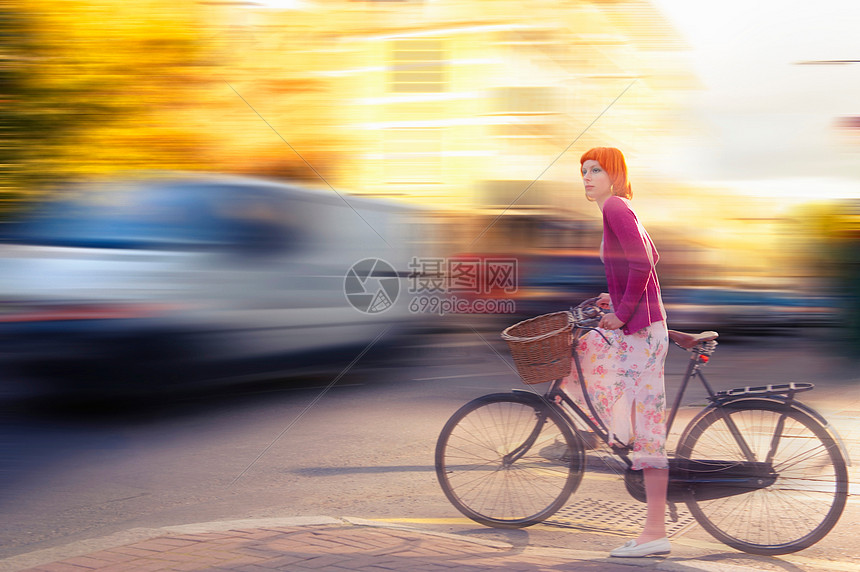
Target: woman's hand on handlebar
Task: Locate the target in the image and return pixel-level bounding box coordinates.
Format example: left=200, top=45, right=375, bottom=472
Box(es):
left=599, top=312, right=624, bottom=330
left=597, top=292, right=611, bottom=309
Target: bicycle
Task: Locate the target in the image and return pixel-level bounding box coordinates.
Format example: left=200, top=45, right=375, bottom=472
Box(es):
left=435, top=298, right=850, bottom=555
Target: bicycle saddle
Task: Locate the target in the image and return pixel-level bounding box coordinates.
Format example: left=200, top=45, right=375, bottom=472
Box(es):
left=668, top=329, right=718, bottom=350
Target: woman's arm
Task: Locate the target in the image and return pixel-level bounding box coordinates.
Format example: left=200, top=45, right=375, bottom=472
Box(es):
left=603, top=196, right=653, bottom=326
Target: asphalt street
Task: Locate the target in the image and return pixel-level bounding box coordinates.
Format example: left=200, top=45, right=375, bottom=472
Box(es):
left=1, top=325, right=859, bottom=571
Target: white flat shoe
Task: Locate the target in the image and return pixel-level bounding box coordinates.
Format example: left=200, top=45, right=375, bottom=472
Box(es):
left=609, top=537, right=671, bottom=557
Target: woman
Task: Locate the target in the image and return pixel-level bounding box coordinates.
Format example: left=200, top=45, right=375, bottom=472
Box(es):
left=564, top=147, right=671, bottom=558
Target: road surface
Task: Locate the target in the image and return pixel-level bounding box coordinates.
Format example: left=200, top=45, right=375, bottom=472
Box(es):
left=1, top=326, right=858, bottom=570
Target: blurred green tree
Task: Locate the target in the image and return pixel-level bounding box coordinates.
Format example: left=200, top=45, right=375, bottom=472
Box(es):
left=0, top=1, right=349, bottom=219
left=0, top=3, right=57, bottom=210
left=0, top=0, right=217, bottom=215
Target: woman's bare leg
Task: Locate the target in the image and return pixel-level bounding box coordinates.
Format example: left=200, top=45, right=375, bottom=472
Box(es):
left=637, top=467, right=668, bottom=543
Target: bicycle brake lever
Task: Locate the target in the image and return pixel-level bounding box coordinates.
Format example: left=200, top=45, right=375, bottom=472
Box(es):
left=571, top=299, right=612, bottom=345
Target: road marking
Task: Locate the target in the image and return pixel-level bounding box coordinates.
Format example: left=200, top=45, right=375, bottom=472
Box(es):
left=374, top=517, right=476, bottom=525
left=413, top=372, right=511, bottom=381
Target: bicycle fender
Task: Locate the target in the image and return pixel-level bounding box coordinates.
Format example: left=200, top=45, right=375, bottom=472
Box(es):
left=511, top=389, right=546, bottom=399
left=679, top=396, right=851, bottom=467
left=471, top=390, right=567, bottom=414
left=711, top=395, right=826, bottom=425
left=511, top=388, right=558, bottom=406
left=509, top=389, right=591, bottom=448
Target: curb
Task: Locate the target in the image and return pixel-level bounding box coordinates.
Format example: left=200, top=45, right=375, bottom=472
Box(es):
left=0, top=517, right=340, bottom=572
left=0, top=515, right=514, bottom=572
left=0, top=516, right=767, bottom=572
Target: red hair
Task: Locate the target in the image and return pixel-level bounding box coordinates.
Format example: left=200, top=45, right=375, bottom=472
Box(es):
left=580, top=147, right=632, bottom=199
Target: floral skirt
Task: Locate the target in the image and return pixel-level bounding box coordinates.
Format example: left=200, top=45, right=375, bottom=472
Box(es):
left=560, top=320, right=669, bottom=470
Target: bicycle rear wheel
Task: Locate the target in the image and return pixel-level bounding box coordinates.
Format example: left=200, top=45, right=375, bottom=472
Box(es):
left=435, top=392, right=585, bottom=528
left=677, top=401, right=848, bottom=555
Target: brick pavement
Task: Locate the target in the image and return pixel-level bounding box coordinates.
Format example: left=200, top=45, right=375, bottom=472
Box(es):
left=0, top=517, right=760, bottom=572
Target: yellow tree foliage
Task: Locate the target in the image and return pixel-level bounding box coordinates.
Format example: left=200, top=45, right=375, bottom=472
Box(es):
left=0, top=0, right=344, bottom=211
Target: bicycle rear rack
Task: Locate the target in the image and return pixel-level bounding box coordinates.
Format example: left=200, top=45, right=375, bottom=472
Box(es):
left=713, top=382, right=814, bottom=400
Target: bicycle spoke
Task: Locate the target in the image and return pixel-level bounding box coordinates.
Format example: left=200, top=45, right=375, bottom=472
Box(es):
left=436, top=393, right=584, bottom=527
left=678, top=404, right=847, bottom=554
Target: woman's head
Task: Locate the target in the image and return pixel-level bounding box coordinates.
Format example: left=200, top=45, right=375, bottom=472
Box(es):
left=579, top=147, right=632, bottom=200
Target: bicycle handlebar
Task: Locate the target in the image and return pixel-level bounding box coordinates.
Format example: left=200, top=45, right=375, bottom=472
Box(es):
left=569, top=296, right=607, bottom=329
left=570, top=297, right=719, bottom=356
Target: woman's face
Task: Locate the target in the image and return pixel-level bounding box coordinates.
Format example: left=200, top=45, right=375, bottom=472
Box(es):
left=581, top=160, right=612, bottom=204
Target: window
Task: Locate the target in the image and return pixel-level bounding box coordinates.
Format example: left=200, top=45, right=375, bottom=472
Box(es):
left=389, top=39, right=446, bottom=93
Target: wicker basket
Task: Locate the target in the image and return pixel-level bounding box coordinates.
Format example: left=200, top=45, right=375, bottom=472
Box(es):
left=501, top=311, right=573, bottom=385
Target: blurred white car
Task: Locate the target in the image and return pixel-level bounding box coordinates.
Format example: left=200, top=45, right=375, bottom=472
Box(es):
left=0, top=174, right=429, bottom=397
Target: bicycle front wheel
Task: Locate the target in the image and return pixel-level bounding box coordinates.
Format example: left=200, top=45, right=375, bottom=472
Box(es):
left=435, top=392, right=585, bottom=528
left=677, top=401, right=848, bottom=555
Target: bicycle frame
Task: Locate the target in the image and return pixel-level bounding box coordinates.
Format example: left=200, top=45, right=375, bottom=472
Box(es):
left=436, top=305, right=849, bottom=553
left=534, top=326, right=785, bottom=501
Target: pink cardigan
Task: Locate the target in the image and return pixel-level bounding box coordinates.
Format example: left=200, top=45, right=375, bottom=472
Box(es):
left=602, top=196, right=666, bottom=335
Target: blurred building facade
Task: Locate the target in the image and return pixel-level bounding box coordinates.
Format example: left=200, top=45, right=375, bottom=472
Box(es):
left=326, top=0, right=693, bottom=253
left=5, top=1, right=853, bottom=341
left=213, top=0, right=696, bottom=255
